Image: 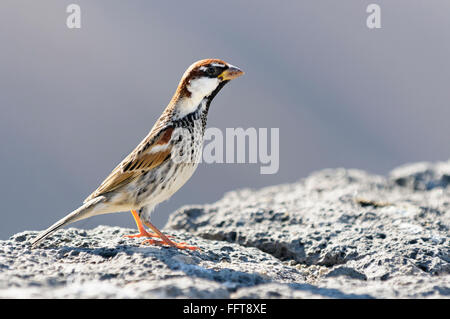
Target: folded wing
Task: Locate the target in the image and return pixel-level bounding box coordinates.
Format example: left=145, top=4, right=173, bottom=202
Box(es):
left=84, top=126, right=174, bottom=203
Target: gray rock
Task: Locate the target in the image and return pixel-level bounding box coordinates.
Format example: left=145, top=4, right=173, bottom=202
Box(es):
left=390, top=160, right=450, bottom=190
left=0, top=226, right=305, bottom=298
left=0, top=161, right=449, bottom=298
left=324, top=266, right=367, bottom=281
left=167, top=161, right=450, bottom=298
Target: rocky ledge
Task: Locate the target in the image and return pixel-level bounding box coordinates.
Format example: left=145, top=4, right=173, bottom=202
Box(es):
left=1, top=161, right=449, bottom=298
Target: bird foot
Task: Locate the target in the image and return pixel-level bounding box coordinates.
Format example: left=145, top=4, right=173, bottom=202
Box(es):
left=123, top=230, right=173, bottom=239
left=141, top=239, right=200, bottom=251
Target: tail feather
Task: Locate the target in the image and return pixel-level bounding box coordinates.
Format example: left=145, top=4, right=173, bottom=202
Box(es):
left=31, top=196, right=106, bottom=248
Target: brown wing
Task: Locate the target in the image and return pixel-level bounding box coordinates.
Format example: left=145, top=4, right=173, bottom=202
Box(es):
left=84, top=126, right=174, bottom=203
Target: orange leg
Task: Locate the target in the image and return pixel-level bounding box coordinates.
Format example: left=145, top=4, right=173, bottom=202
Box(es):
left=123, top=210, right=161, bottom=239
left=142, top=220, right=200, bottom=251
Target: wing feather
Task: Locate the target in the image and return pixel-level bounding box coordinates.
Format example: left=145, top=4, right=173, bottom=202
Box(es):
left=83, top=126, right=174, bottom=202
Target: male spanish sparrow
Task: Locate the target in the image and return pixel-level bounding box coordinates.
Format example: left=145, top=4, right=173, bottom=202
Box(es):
left=31, top=59, right=244, bottom=250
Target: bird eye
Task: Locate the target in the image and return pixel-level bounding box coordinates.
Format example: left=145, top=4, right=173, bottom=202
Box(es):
left=206, top=67, right=216, bottom=76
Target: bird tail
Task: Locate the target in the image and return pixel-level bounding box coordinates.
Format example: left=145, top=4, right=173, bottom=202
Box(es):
left=30, top=196, right=107, bottom=248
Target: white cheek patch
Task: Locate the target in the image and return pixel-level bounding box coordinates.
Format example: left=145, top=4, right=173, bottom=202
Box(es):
left=174, top=77, right=219, bottom=117
left=187, top=77, right=219, bottom=97
left=171, top=74, right=221, bottom=119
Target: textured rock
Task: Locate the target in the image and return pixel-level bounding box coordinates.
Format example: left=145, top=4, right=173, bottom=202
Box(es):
left=0, top=227, right=304, bottom=298
left=167, top=161, right=450, bottom=298
left=0, top=161, right=449, bottom=298
left=390, top=161, right=450, bottom=190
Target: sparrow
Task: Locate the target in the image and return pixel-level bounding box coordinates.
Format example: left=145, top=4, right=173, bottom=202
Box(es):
left=31, top=59, right=244, bottom=250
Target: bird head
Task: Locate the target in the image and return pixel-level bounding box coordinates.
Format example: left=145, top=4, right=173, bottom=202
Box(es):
left=171, top=59, right=244, bottom=117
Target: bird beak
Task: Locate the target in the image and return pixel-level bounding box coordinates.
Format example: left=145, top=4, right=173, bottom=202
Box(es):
left=218, top=65, right=244, bottom=81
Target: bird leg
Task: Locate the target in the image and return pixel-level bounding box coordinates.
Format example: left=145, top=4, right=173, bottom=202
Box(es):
left=123, top=210, right=164, bottom=239
left=142, top=220, right=200, bottom=251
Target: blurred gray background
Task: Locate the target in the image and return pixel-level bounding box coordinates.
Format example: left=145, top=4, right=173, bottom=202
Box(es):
left=1, top=1, right=449, bottom=239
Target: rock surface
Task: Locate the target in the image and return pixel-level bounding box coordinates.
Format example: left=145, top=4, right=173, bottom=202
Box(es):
left=1, top=161, right=449, bottom=298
